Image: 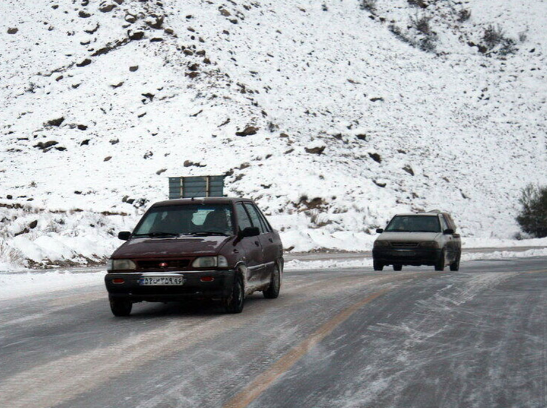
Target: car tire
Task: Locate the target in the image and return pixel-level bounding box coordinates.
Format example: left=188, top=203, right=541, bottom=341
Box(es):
left=373, top=261, right=384, bottom=271
left=435, top=250, right=446, bottom=271
left=263, top=265, right=281, bottom=299
left=393, top=264, right=402, bottom=271
left=110, top=298, right=132, bottom=317
left=225, top=274, right=244, bottom=314
left=450, top=253, right=461, bottom=271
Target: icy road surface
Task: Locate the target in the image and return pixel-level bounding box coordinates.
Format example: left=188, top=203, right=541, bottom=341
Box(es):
left=0, top=258, right=546, bottom=408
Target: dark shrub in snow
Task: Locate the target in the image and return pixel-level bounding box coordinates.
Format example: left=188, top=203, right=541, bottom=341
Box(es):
left=360, top=0, right=377, bottom=12
left=516, top=184, right=547, bottom=238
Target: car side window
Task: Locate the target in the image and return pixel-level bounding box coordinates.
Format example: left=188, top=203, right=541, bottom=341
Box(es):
left=439, top=216, right=448, bottom=231
left=235, top=203, right=252, bottom=231
left=255, top=206, right=272, bottom=233
left=244, top=203, right=266, bottom=234
left=444, top=214, right=457, bottom=231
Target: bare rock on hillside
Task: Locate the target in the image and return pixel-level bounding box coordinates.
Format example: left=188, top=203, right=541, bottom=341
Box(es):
left=305, top=145, right=326, bottom=155
left=125, top=14, right=137, bottom=23
left=128, top=30, right=144, bottom=40
left=45, top=117, right=65, bottom=127
left=146, top=15, right=164, bottom=29
left=403, top=165, right=414, bottom=176
left=184, top=160, right=206, bottom=168
left=84, top=23, right=100, bottom=34
left=368, top=152, right=382, bottom=163
left=236, top=126, right=259, bottom=136
left=76, top=58, right=92, bottom=67
left=34, top=141, right=59, bottom=151
left=78, top=11, right=92, bottom=18
left=373, top=180, right=387, bottom=188
left=99, top=3, right=116, bottom=13
left=7, top=27, right=18, bottom=34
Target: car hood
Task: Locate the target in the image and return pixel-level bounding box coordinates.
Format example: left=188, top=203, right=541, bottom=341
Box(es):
left=111, top=235, right=233, bottom=259
left=376, top=232, right=441, bottom=242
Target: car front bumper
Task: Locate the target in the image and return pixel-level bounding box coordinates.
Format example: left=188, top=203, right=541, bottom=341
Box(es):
left=105, top=269, right=236, bottom=302
left=372, top=248, right=442, bottom=266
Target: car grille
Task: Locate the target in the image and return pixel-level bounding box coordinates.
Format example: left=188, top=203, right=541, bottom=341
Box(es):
left=137, top=259, right=191, bottom=270
left=391, top=242, right=419, bottom=248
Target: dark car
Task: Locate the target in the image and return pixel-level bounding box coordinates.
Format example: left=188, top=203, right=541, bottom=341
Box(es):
left=372, top=211, right=461, bottom=271
left=104, top=197, right=283, bottom=316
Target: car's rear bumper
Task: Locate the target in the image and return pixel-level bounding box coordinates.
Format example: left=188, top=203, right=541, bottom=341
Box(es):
left=105, top=269, right=235, bottom=302
left=372, top=248, right=442, bottom=266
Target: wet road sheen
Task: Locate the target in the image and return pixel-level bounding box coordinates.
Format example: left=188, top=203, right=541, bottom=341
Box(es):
left=0, top=257, right=546, bottom=408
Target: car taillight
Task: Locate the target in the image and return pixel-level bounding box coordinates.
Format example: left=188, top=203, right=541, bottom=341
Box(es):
left=112, top=278, right=125, bottom=284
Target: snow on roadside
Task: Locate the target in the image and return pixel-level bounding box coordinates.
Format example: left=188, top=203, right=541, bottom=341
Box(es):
left=285, top=258, right=374, bottom=271
left=0, top=269, right=105, bottom=302
left=1, top=247, right=546, bottom=302
left=461, top=248, right=547, bottom=262
left=285, top=248, right=547, bottom=271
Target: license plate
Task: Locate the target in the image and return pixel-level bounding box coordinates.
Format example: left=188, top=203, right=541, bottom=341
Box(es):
left=139, top=277, right=184, bottom=286
left=395, top=251, right=415, bottom=256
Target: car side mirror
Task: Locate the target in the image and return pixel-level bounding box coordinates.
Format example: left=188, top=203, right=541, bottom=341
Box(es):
left=239, top=227, right=260, bottom=238
left=443, top=228, right=454, bottom=235
left=118, top=231, right=131, bottom=241
left=376, top=228, right=384, bottom=234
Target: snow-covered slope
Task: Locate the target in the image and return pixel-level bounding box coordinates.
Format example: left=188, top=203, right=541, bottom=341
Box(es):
left=1, top=0, right=546, bottom=267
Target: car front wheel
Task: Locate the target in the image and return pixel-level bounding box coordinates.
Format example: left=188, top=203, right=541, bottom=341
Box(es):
left=450, top=253, right=461, bottom=271
left=435, top=250, right=446, bottom=271
left=110, top=298, right=132, bottom=317
left=225, top=274, right=244, bottom=314
left=373, top=261, right=384, bottom=271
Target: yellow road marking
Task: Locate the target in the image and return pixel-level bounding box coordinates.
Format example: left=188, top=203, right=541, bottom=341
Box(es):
left=223, top=289, right=390, bottom=408
left=525, top=269, right=547, bottom=274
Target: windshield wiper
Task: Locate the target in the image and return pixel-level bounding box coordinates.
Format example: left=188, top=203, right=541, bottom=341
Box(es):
left=189, top=231, right=230, bottom=236
left=133, top=232, right=179, bottom=238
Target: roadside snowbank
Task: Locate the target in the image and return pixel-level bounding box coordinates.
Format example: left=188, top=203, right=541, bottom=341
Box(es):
left=284, top=248, right=547, bottom=270
left=1, top=247, right=546, bottom=302
left=0, top=270, right=104, bottom=301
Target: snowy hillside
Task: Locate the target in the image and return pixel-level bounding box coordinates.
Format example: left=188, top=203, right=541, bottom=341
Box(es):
left=1, top=0, right=546, bottom=268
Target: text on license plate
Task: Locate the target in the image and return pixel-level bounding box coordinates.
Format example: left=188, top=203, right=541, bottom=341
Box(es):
left=139, top=277, right=184, bottom=286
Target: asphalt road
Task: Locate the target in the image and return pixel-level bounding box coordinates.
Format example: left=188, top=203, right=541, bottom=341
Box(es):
left=0, top=257, right=545, bottom=408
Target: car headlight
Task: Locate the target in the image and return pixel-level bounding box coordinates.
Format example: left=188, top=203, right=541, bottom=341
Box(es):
left=192, top=256, right=228, bottom=268
left=107, top=259, right=137, bottom=271
left=374, top=240, right=390, bottom=248
left=419, top=241, right=439, bottom=248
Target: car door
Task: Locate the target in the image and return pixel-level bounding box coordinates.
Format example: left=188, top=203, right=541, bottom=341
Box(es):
left=439, top=214, right=455, bottom=263
left=244, top=203, right=276, bottom=283
left=235, top=203, right=264, bottom=289
left=444, top=213, right=461, bottom=257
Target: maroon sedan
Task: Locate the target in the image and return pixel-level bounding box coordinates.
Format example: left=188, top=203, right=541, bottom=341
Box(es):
left=105, top=197, right=284, bottom=316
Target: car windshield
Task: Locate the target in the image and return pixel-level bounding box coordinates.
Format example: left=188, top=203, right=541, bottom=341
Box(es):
left=385, top=215, right=441, bottom=233
left=133, top=204, right=235, bottom=237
